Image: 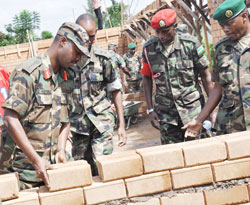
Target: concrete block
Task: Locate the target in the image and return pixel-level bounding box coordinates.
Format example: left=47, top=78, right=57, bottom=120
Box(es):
left=204, top=185, right=249, bottom=205
left=183, top=139, right=227, bottom=167
left=97, top=151, right=143, bottom=182
left=47, top=160, right=92, bottom=191
left=83, top=177, right=126, bottom=204
left=38, top=186, right=84, bottom=205
left=219, top=132, right=250, bottom=160
left=161, top=192, right=205, bottom=205
left=136, top=146, right=184, bottom=173
left=212, top=158, right=250, bottom=182
left=127, top=198, right=160, bottom=205
left=3, top=188, right=39, bottom=205
left=0, top=172, right=19, bottom=201
left=171, top=164, right=213, bottom=189
left=125, top=171, right=172, bottom=198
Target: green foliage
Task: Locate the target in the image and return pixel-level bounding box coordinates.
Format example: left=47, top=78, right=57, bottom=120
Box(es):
left=0, top=32, right=16, bottom=46
left=102, top=0, right=128, bottom=28
left=12, top=10, right=40, bottom=43
left=41, top=30, right=53, bottom=40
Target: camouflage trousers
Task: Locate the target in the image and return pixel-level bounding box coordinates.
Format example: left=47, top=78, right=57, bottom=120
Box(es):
left=71, top=127, right=114, bottom=176
left=127, top=80, right=143, bottom=93
left=159, top=120, right=209, bottom=145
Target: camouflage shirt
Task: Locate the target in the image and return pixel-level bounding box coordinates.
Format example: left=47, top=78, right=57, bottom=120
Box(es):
left=123, top=52, right=142, bottom=81
left=109, top=50, right=126, bottom=79
left=213, top=36, right=250, bottom=134
left=70, top=47, right=119, bottom=135
left=1, top=52, right=74, bottom=182
left=142, top=32, right=209, bottom=126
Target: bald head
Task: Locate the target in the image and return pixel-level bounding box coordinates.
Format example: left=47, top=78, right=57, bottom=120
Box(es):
left=76, top=14, right=97, bottom=44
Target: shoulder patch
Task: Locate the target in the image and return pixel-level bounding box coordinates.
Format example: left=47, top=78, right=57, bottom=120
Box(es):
left=143, top=36, right=159, bottom=48
left=94, top=47, right=111, bottom=59
left=21, top=57, right=42, bottom=74
left=215, top=36, right=230, bottom=49
left=179, top=33, right=198, bottom=43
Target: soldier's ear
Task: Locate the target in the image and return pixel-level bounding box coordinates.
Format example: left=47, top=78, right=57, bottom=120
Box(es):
left=58, top=36, right=67, bottom=47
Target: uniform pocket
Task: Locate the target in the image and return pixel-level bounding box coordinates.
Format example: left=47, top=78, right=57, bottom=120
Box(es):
left=89, top=71, right=104, bottom=96
left=176, top=60, right=194, bottom=86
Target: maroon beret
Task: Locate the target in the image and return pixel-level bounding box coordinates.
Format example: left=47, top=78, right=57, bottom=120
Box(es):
left=151, top=9, right=177, bottom=29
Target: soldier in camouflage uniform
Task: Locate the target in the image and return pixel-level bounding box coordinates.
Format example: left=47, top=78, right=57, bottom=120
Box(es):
left=71, top=14, right=127, bottom=175
left=141, top=9, right=214, bottom=144
left=0, top=22, right=90, bottom=189
left=183, top=0, right=250, bottom=136
left=123, top=43, right=143, bottom=93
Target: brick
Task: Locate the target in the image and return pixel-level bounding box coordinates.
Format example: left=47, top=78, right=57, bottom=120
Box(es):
left=212, top=158, right=250, bottom=182
left=83, top=177, right=126, bottom=204
left=47, top=160, right=92, bottom=191
left=97, top=151, right=143, bottom=182
left=38, top=186, right=84, bottom=205
left=204, top=185, right=249, bottom=205
left=3, top=188, right=39, bottom=205
left=136, top=146, right=184, bottom=174
left=0, top=173, right=19, bottom=201
left=183, top=139, right=227, bottom=167
left=171, top=164, right=213, bottom=189
left=125, top=171, right=172, bottom=198
left=161, top=192, right=205, bottom=205
left=127, top=198, right=160, bottom=205
left=218, top=131, right=250, bottom=159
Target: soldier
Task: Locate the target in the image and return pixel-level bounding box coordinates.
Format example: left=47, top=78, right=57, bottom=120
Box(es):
left=183, top=0, right=250, bottom=137
left=123, top=43, right=143, bottom=93
left=107, top=43, right=126, bottom=88
left=141, top=9, right=214, bottom=144
left=0, top=22, right=90, bottom=189
left=71, top=14, right=127, bottom=175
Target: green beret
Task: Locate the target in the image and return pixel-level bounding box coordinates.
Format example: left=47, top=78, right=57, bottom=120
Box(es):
left=213, top=0, right=246, bottom=24
left=128, top=43, right=136, bottom=49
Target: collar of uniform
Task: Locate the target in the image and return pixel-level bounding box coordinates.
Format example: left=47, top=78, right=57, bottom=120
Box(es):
left=41, top=52, right=54, bottom=78
left=156, top=33, right=180, bottom=53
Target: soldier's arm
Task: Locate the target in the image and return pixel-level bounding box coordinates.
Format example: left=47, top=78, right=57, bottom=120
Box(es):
left=56, top=122, right=70, bottom=163
left=200, top=68, right=214, bottom=97
left=112, top=90, right=127, bottom=146
left=3, top=108, right=51, bottom=188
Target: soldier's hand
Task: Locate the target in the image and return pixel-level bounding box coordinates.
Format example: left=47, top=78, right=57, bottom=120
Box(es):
left=117, top=126, right=127, bottom=147
left=33, top=157, right=52, bottom=189
left=149, top=111, right=160, bottom=130
left=55, top=149, right=67, bottom=163
left=181, top=119, right=202, bottom=138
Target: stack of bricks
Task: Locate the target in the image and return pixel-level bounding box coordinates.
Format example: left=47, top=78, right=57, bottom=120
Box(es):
left=2, top=131, right=250, bottom=204
left=207, top=0, right=226, bottom=46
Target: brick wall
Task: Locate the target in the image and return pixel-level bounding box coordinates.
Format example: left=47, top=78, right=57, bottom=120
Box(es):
left=3, top=131, right=250, bottom=204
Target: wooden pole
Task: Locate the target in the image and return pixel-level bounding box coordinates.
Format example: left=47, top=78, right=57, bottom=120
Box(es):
left=72, top=8, right=76, bottom=22
left=199, top=0, right=213, bottom=72
left=103, top=0, right=112, bottom=28
left=121, top=0, right=124, bottom=27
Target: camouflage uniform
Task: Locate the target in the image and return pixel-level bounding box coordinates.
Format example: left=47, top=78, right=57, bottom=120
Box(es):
left=213, top=36, right=250, bottom=135
left=142, top=31, right=209, bottom=144
left=70, top=46, right=120, bottom=175
left=1, top=53, right=74, bottom=189
left=123, top=52, right=142, bottom=93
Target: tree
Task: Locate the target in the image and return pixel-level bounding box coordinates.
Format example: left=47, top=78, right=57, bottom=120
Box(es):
left=102, top=0, right=128, bottom=28
left=12, top=10, right=40, bottom=43
left=41, top=31, right=53, bottom=40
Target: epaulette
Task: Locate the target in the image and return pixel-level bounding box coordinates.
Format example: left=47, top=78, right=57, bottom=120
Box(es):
left=143, top=36, right=159, bottom=48
left=21, top=57, right=42, bottom=74
left=179, top=33, right=198, bottom=43
left=94, top=47, right=111, bottom=59
left=215, top=36, right=230, bottom=49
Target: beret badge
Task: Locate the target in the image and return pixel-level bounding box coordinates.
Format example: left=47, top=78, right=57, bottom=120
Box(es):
left=159, top=20, right=166, bottom=27
left=225, top=10, right=233, bottom=18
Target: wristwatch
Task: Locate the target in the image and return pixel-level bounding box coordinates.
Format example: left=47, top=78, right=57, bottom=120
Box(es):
left=146, top=108, right=154, bottom=115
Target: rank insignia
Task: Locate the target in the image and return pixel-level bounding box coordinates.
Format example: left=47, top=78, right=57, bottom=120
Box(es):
left=64, top=71, right=68, bottom=81
left=44, top=68, right=51, bottom=80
